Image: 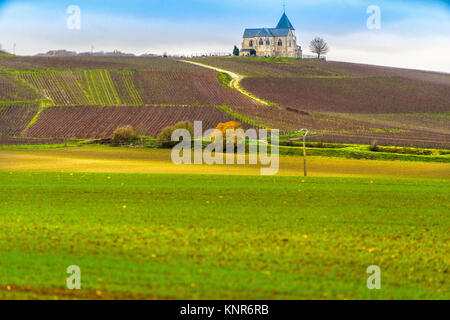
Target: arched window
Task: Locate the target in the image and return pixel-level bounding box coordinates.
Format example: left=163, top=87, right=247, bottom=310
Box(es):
left=289, top=40, right=292, bottom=47
left=277, top=39, right=283, bottom=46
left=266, top=39, right=270, bottom=45
left=249, top=40, right=253, bottom=47
left=259, top=38, right=264, bottom=46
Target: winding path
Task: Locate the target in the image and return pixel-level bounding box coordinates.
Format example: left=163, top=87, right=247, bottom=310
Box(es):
left=179, top=60, right=270, bottom=106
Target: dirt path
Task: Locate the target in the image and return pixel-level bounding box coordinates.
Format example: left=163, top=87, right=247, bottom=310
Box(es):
left=179, top=60, right=271, bottom=106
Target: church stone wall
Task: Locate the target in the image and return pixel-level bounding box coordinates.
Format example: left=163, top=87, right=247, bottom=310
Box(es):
left=240, top=31, right=302, bottom=58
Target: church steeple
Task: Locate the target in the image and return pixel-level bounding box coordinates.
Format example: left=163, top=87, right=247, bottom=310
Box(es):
left=276, top=12, right=295, bottom=30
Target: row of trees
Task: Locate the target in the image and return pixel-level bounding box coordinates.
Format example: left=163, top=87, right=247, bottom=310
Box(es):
left=111, top=121, right=245, bottom=148
left=232, top=37, right=329, bottom=59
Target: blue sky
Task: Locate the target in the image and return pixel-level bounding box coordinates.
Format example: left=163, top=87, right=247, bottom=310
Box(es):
left=1, top=0, right=450, bottom=72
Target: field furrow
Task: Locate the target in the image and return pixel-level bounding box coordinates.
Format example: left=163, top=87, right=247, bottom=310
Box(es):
left=0, top=102, right=40, bottom=136
left=24, top=105, right=245, bottom=139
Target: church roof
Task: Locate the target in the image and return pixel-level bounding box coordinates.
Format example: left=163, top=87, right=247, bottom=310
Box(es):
left=243, top=13, right=295, bottom=38
left=243, top=28, right=291, bottom=38
left=243, top=28, right=271, bottom=38
left=276, top=13, right=295, bottom=30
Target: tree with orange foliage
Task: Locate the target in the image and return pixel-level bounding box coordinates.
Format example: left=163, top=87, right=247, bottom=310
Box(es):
left=216, top=121, right=242, bottom=135
left=215, top=121, right=243, bottom=151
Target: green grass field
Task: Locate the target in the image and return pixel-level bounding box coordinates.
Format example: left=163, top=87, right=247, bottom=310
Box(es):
left=0, top=171, right=448, bottom=299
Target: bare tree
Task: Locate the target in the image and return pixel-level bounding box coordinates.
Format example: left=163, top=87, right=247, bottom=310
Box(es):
left=309, top=37, right=329, bottom=59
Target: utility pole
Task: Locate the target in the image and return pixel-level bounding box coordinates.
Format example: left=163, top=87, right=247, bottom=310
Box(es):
left=295, top=129, right=310, bottom=177
left=13, top=43, right=16, bottom=55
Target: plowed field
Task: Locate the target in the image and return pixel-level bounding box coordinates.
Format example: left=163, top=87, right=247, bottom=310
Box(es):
left=25, top=106, right=240, bottom=139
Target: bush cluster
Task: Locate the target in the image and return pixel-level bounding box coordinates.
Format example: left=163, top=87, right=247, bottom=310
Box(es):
left=156, top=121, right=194, bottom=148
left=111, top=126, right=139, bottom=145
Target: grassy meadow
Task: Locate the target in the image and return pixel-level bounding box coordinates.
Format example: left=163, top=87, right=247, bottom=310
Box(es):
left=0, top=145, right=449, bottom=299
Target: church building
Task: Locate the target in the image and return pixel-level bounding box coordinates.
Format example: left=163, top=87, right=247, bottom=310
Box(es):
left=240, top=12, right=302, bottom=58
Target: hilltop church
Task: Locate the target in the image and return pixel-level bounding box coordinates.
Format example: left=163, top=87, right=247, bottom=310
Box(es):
left=240, top=12, right=302, bottom=58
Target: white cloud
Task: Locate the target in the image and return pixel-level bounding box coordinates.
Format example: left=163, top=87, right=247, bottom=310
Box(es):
left=0, top=1, right=449, bottom=73
left=315, top=32, right=450, bottom=73
left=298, top=11, right=450, bottom=73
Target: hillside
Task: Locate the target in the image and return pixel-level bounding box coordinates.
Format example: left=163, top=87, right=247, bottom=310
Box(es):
left=191, top=57, right=450, bottom=148
left=0, top=56, right=259, bottom=142
left=0, top=56, right=449, bottom=147
left=0, top=57, right=258, bottom=106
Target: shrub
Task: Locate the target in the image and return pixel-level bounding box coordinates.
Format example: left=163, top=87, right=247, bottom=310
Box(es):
left=111, top=125, right=138, bottom=145
left=156, top=121, right=194, bottom=148
left=376, top=146, right=434, bottom=156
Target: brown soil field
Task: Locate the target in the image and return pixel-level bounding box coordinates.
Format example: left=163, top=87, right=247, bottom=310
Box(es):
left=0, top=72, right=40, bottom=101
left=241, top=76, right=450, bottom=113
left=229, top=106, right=450, bottom=148
left=191, top=57, right=450, bottom=84
left=189, top=57, right=450, bottom=147
left=0, top=103, right=39, bottom=136
left=313, top=61, right=450, bottom=86
left=18, top=72, right=89, bottom=105
left=25, top=106, right=242, bottom=139
left=1, top=57, right=258, bottom=107
left=230, top=105, right=372, bottom=132
left=334, top=113, right=450, bottom=135
left=135, top=70, right=259, bottom=106
left=307, top=132, right=450, bottom=149
left=191, top=57, right=341, bottom=77
left=0, top=56, right=214, bottom=72
left=0, top=56, right=137, bottom=70
left=1, top=56, right=448, bottom=148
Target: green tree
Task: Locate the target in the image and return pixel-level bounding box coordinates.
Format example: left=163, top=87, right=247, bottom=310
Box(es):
left=111, top=125, right=138, bottom=145
left=157, top=121, right=194, bottom=148
left=233, top=45, right=240, bottom=56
